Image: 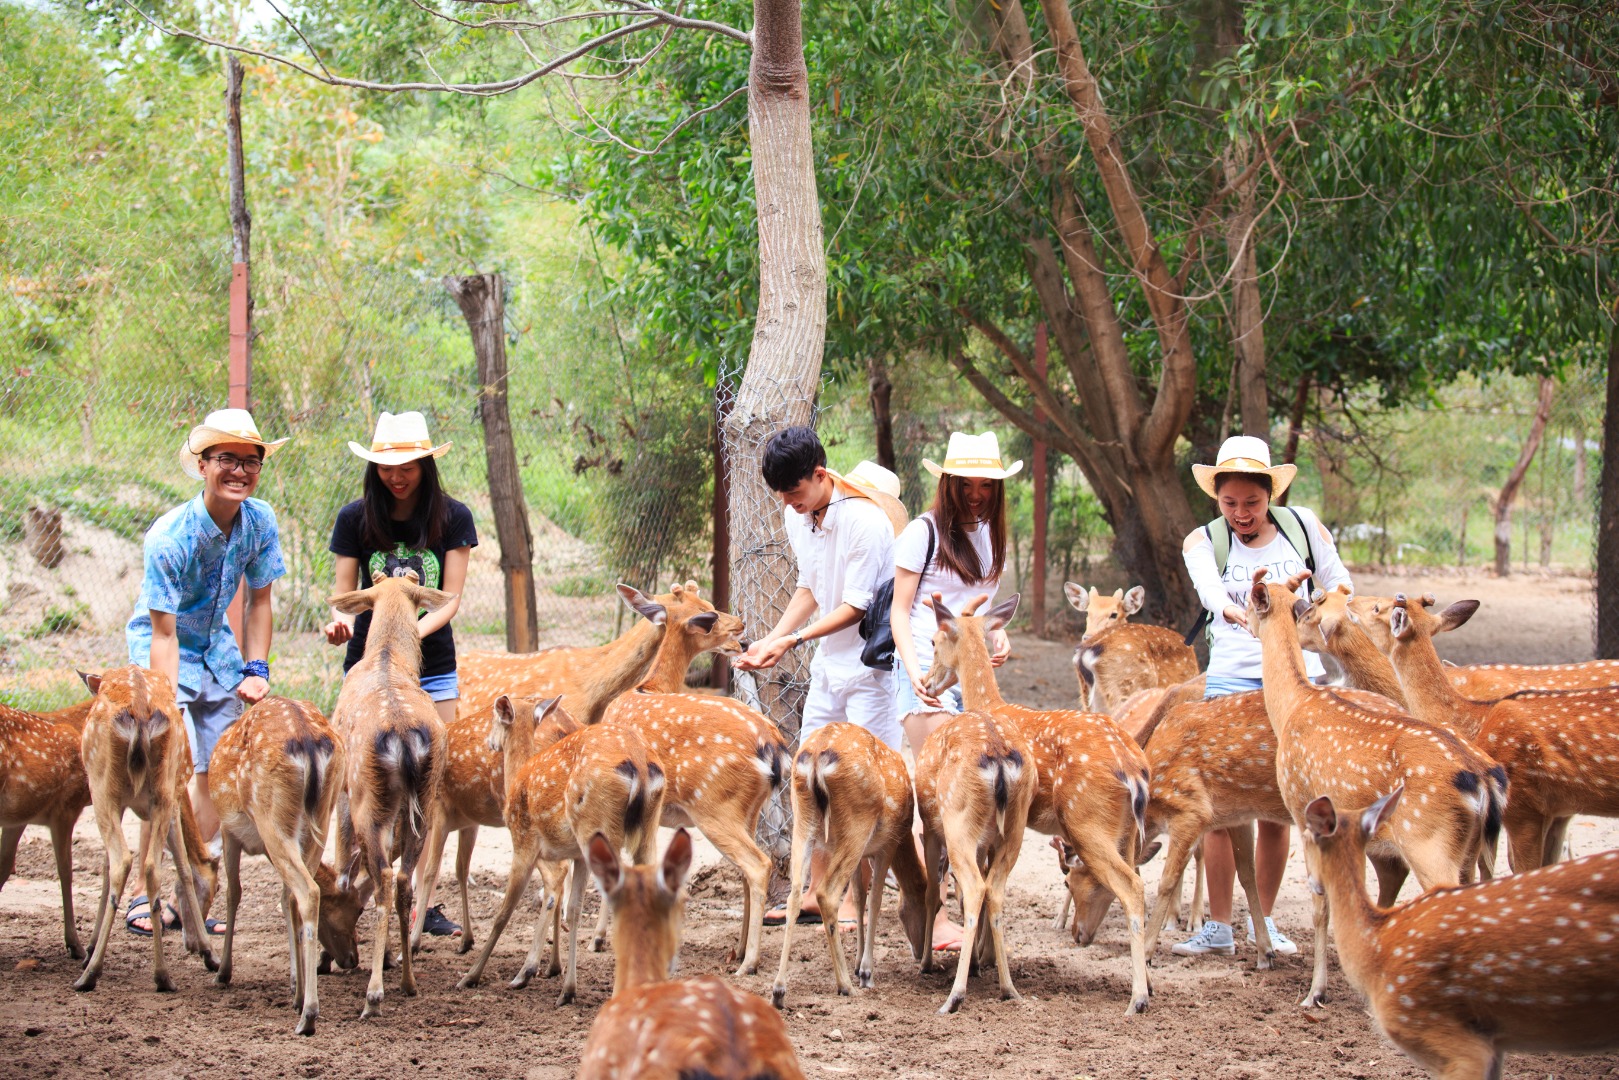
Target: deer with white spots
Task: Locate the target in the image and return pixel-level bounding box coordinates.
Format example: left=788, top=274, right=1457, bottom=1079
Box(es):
left=328, top=572, right=453, bottom=1018
left=455, top=584, right=672, bottom=722
left=769, top=722, right=928, bottom=1007
left=1248, top=568, right=1499, bottom=1009
left=457, top=698, right=664, bottom=1004
left=73, top=666, right=218, bottom=992
left=1361, top=593, right=1619, bottom=873
left=209, top=695, right=370, bottom=1036
left=928, top=592, right=1152, bottom=1012
left=0, top=698, right=94, bottom=959
left=1301, top=786, right=1619, bottom=1079
left=1067, top=584, right=1200, bottom=715
left=576, top=829, right=807, bottom=1080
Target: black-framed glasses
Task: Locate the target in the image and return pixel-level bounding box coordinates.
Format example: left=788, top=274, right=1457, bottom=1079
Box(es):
left=205, top=453, right=264, bottom=475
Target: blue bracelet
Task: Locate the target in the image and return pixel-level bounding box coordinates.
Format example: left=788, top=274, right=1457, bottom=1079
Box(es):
left=241, top=659, right=270, bottom=681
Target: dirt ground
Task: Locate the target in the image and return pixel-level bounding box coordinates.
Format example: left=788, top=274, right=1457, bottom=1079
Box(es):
left=1, top=569, right=1615, bottom=1080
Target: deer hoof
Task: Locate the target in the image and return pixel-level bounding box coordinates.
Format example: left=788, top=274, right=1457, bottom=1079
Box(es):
left=1127, top=994, right=1149, bottom=1015
left=153, top=971, right=176, bottom=993
left=456, top=935, right=474, bottom=955
left=938, top=992, right=964, bottom=1015
left=67, top=942, right=86, bottom=961
left=295, top=1009, right=317, bottom=1037
left=215, top=967, right=233, bottom=987
left=1299, top=990, right=1327, bottom=1009
left=510, top=967, right=535, bottom=990
left=362, top=990, right=384, bottom=1018
left=72, top=971, right=98, bottom=992
left=201, top=948, right=219, bottom=974
left=770, top=986, right=787, bottom=1010
left=557, top=987, right=575, bottom=1007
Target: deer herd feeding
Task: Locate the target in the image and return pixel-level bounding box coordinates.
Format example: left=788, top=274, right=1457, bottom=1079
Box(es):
left=3, top=573, right=1618, bottom=1079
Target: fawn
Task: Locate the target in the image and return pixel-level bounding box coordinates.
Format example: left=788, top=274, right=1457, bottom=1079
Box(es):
left=0, top=697, right=94, bottom=958
left=1302, top=786, right=1619, bottom=1079
left=73, top=666, right=218, bottom=992
left=1248, top=568, right=1499, bottom=1008
left=770, top=721, right=928, bottom=1007
left=929, top=592, right=1153, bottom=1013
left=1066, top=584, right=1199, bottom=715
left=577, top=829, right=807, bottom=1080
left=209, top=695, right=370, bottom=1035
left=457, top=700, right=665, bottom=1004
left=328, top=572, right=453, bottom=1018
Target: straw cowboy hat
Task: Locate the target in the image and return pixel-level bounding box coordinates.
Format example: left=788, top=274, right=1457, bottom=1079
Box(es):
left=842, top=460, right=902, bottom=500
left=1191, top=435, right=1296, bottom=501
left=179, top=408, right=289, bottom=480
left=922, top=431, right=1023, bottom=480
left=828, top=461, right=908, bottom=535
left=347, top=411, right=452, bottom=466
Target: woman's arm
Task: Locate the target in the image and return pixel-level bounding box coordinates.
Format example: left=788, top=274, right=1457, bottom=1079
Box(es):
left=890, top=567, right=940, bottom=707
left=1183, top=528, right=1246, bottom=628
left=322, top=556, right=361, bottom=645
left=416, top=546, right=469, bottom=638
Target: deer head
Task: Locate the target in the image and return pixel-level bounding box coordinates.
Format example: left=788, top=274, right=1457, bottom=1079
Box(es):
left=1065, top=584, right=1145, bottom=641
left=926, top=593, right=1020, bottom=699
left=1301, top=785, right=1406, bottom=896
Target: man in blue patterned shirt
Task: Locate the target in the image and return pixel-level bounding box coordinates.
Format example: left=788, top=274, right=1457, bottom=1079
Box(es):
left=123, top=409, right=287, bottom=934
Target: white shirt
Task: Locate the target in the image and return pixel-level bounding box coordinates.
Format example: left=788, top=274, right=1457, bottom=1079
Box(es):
left=894, top=511, right=999, bottom=669
left=1183, top=505, right=1351, bottom=683
left=782, top=495, right=895, bottom=674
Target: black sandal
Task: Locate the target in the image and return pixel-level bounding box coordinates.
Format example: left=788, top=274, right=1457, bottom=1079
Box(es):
left=125, top=895, right=181, bottom=937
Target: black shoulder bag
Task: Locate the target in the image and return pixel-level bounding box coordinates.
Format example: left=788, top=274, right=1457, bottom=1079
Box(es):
left=859, top=518, right=936, bottom=671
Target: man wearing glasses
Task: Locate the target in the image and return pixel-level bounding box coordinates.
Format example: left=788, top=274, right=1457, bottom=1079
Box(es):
left=122, top=409, right=288, bottom=935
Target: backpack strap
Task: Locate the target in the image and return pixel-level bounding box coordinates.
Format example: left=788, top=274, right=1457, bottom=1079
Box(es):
left=922, top=516, right=937, bottom=576
left=1273, top=505, right=1316, bottom=576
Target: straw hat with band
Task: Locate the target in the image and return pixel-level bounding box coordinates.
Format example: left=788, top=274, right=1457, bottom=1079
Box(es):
left=348, top=411, right=452, bottom=466
left=827, top=461, right=908, bottom=536
left=922, top=431, right=1024, bottom=481
left=1191, top=435, right=1296, bottom=501
left=179, top=408, right=289, bottom=480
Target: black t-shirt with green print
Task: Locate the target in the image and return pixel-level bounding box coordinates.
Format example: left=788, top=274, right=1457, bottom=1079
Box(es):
left=329, top=498, right=478, bottom=678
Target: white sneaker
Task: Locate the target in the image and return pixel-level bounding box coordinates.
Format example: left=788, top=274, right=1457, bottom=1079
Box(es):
left=1171, top=919, right=1234, bottom=956
left=1246, top=914, right=1299, bottom=956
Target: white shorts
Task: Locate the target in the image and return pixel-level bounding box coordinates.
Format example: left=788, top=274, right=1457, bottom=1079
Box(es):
left=800, top=654, right=901, bottom=750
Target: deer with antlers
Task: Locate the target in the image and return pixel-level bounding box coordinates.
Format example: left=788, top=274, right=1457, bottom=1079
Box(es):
left=1301, top=786, right=1619, bottom=1079
left=1, top=698, right=94, bottom=959
left=1067, top=584, right=1200, bottom=715
left=769, top=722, right=928, bottom=1007
left=929, top=592, right=1152, bottom=1012
left=1247, top=568, right=1500, bottom=1008
left=73, top=666, right=218, bottom=992
left=578, top=829, right=807, bottom=1080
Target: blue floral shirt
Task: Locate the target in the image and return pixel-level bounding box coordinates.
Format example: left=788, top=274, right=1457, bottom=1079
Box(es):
left=126, top=495, right=286, bottom=692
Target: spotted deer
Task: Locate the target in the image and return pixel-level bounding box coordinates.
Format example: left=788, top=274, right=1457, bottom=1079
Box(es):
left=0, top=698, right=93, bottom=958
left=577, top=829, right=807, bottom=1080
left=456, top=584, right=671, bottom=722
left=73, top=666, right=218, bottom=992
left=929, top=592, right=1152, bottom=1013
left=1295, top=585, right=1408, bottom=704
left=208, top=695, right=371, bottom=1035
left=1301, top=786, right=1619, bottom=1079
left=1248, top=568, right=1499, bottom=1009
left=1365, top=594, right=1619, bottom=873
left=457, top=703, right=664, bottom=1004
left=328, top=572, right=452, bottom=1018
left=1066, top=584, right=1200, bottom=715
left=770, top=722, right=928, bottom=1007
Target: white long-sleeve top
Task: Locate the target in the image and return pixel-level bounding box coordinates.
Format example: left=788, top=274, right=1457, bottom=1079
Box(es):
left=1183, top=505, right=1351, bottom=682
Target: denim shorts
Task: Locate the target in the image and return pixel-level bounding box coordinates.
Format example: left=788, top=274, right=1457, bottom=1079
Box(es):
left=1204, top=675, right=1265, bottom=699
left=180, top=669, right=244, bottom=774
left=420, top=671, right=460, bottom=702
left=894, top=661, right=965, bottom=719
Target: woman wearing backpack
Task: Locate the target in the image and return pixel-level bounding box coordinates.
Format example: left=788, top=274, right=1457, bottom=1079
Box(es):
left=1173, top=435, right=1352, bottom=959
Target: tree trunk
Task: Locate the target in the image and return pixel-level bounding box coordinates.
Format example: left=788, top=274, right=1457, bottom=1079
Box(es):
left=1599, top=320, right=1619, bottom=657
left=708, top=398, right=732, bottom=691
left=720, top=0, right=824, bottom=737
left=225, top=55, right=253, bottom=410
left=446, top=273, right=539, bottom=653
left=1224, top=136, right=1269, bottom=437
left=868, top=353, right=896, bottom=472
left=1493, top=375, right=1556, bottom=578
left=1275, top=373, right=1311, bottom=506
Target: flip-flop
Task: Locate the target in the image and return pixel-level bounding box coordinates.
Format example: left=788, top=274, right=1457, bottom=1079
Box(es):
left=764, top=906, right=823, bottom=927
left=125, top=896, right=181, bottom=937
left=837, top=918, right=860, bottom=933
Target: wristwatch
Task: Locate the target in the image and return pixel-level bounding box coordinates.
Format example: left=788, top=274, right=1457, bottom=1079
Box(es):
left=790, top=632, right=804, bottom=649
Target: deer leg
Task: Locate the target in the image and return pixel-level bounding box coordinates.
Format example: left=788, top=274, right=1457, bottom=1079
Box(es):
left=1144, top=823, right=1201, bottom=957
left=215, top=835, right=243, bottom=986
left=940, top=826, right=986, bottom=1015
left=1187, top=841, right=1207, bottom=930
left=858, top=851, right=888, bottom=989
left=918, top=826, right=944, bottom=973
left=770, top=810, right=815, bottom=1009
left=1542, top=817, right=1573, bottom=866
left=453, top=826, right=478, bottom=954
left=1080, top=837, right=1152, bottom=1012
left=558, top=855, right=589, bottom=1006
left=458, top=839, right=539, bottom=990
left=361, top=826, right=393, bottom=1018
left=165, top=806, right=214, bottom=970
left=817, top=832, right=864, bottom=998
left=1368, top=854, right=1409, bottom=907
left=984, top=836, right=1021, bottom=1004
left=590, top=881, right=611, bottom=954
left=144, top=802, right=176, bottom=993
left=0, top=825, right=20, bottom=895
left=74, top=804, right=131, bottom=992
left=1299, top=842, right=1331, bottom=1009
left=409, top=809, right=448, bottom=955
left=395, top=817, right=426, bottom=998
left=260, top=826, right=322, bottom=1035
left=42, top=820, right=85, bottom=960
left=516, top=860, right=565, bottom=988
left=699, top=812, right=771, bottom=976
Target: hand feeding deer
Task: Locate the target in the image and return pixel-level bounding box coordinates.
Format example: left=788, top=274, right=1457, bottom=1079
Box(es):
left=1066, top=584, right=1199, bottom=716
left=928, top=592, right=1153, bottom=1013
left=1301, top=786, right=1619, bottom=1079
left=577, top=829, right=807, bottom=1080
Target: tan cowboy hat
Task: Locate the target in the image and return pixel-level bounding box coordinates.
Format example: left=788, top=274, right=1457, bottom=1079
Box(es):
left=922, top=431, right=1023, bottom=480
left=347, top=411, right=452, bottom=466
left=1191, top=435, right=1296, bottom=500
left=826, top=463, right=908, bottom=536
left=842, top=460, right=902, bottom=500
left=179, top=408, right=289, bottom=480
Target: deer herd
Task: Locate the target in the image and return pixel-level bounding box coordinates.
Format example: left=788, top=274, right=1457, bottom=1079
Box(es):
left=2, top=570, right=1617, bottom=1080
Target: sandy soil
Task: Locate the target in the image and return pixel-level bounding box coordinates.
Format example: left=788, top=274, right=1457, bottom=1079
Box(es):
left=1, top=569, right=1615, bottom=1079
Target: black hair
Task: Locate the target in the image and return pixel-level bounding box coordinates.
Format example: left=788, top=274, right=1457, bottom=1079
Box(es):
left=361, top=457, right=447, bottom=551
left=1213, top=471, right=1273, bottom=498
left=761, top=426, right=826, bottom=492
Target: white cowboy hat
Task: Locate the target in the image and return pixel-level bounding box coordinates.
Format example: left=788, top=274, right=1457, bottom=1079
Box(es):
left=1191, top=435, right=1296, bottom=500
left=179, top=408, right=289, bottom=480
left=922, top=431, right=1023, bottom=481
left=842, top=460, right=902, bottom=500
left=347, top=411, right=452, bottom=466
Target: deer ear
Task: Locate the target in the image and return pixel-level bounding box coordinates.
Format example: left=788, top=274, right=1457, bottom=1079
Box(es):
left=1304, top=795, right=1338, bottom=840
left=494, top=695, right=516, bottom=726
left=1249, top=574, right=1272, bottom=615
left=984, top=593, right=1020, bottom=633
left=616, top=584, right=668, bottom=625
left=661, top=828, right=694, bottom=894
left=1064, top=582, right=1087, bottom=611
left=1361, top=785, right=1404, bottom=837
left=328, top=588, right=375, bottom=615
left=688, top=611, right=720, bottom=634
left=78, top=670, right=102, bottom=694
left=586, top=833, right=621, bottom=895
left=1436, top=600, right=1479, bottom=634
left=932, top=592, right=958, bottom=634
left=1123, top=586, right=1145, bottom=615
left=1389, top=606, right=1414, bottom=641
left=338, top=849, right=364, bottom=892
left=534, top=696, right=563, bottom=723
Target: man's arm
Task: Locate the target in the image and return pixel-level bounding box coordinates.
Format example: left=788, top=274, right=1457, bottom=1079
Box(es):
left=733, top=587, right=822, bottom=671
left=238, top=582, right=272, bottom=704
left=148, top=611, right=181, bottom=697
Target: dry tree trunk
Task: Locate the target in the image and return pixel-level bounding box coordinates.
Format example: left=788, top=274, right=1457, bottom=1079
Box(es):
left=868, top=354, right=896, bottom=473
left=1493, top=375, right=1556, bottom=577
left=1224, top=136, right=1268, bottom=436
left=1598, top=321, right=1619, bottom=657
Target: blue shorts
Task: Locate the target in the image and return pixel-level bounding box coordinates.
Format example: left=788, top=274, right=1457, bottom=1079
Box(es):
left=180, top=669, right=244, bottom=774
left=1204, top=675, right=1264, bottom=699
left=894, top=661, right=965, bottom=719
left=420, top=671, right=460, bottom=702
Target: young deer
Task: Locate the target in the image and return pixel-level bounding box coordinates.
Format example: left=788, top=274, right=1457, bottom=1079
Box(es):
left=1066, top=584, right=1199, bottom=715
left=929, top=593, right=1152, bottom=1013
left=209, top=695, right=368, bottom=1035
left=328, top=572, right=453, bottom=1019
left=1248, top=568, right=1498, bottom=1009
left=73, top=666, right=217, bottom=992
left=456, top=584, right=670, bottom=722
left=1302, top=786, right=1619, bottom=1079
left=770, top=722, right=928, bottom=1007
left=457, top=704, right=664, bottom=1004
left=0, top=698, right=94, bottom=958
left=1294, top=585, right=1408, bottom=704
left=578, top=829, right=807, bottom=1080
